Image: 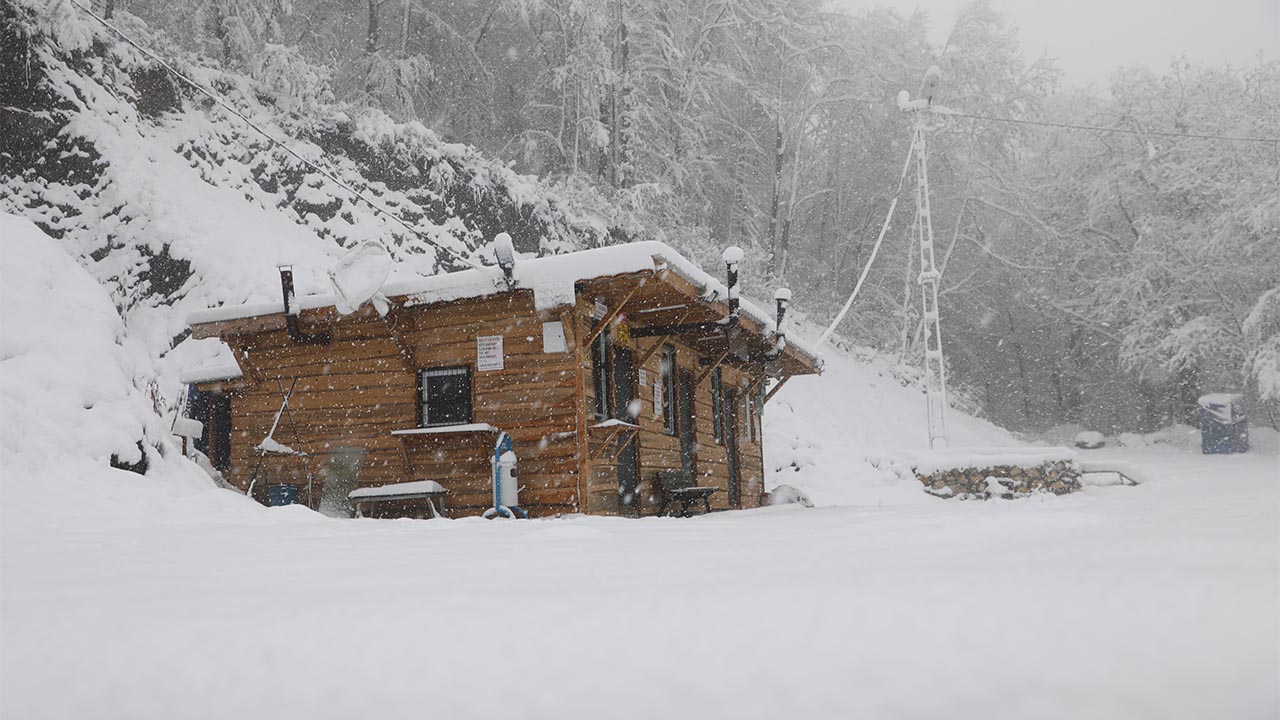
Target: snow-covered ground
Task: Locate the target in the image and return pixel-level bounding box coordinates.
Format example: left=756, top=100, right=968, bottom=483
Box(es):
left=3, top=212, right=1278, bottom=718
left=3, top=443, right=1276, bottom=719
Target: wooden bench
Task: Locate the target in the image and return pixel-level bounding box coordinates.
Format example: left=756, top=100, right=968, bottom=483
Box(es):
left=348, top=479, right=448, bottom=519
left=656, top=470, right=718, bottom=517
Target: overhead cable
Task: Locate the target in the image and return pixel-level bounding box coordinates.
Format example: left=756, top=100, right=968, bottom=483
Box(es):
left=939, top=109, right=1279, bottom=145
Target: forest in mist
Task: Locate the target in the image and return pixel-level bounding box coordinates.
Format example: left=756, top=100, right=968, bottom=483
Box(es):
left=22, top=0, right=1280, bottom=432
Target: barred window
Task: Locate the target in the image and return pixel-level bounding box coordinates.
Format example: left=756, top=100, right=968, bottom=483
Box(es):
left=419, top=366, right=472, bottom=426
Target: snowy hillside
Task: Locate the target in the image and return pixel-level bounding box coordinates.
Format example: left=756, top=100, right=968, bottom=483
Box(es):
left=766, top=342, right=1013, bottom=505
left=1, top=0, right=614, bottom=386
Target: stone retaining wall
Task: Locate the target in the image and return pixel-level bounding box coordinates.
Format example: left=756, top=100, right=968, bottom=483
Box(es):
left=915, top=458, right=1081, bottom=500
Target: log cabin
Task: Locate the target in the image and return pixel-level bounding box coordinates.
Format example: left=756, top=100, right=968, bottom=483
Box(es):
left=182, top=241, right=823, bottom=518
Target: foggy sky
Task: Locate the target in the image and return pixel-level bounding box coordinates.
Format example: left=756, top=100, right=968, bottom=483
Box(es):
left=837, top=0, right=1280, bottom=87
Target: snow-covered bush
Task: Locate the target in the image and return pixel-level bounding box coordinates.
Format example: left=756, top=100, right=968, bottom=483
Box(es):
left=1243, top=286, right=1280, bottom=402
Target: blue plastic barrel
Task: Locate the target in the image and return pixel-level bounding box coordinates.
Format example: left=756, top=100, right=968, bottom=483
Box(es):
left=266, top=483, right=301, bottom=506
left=1198, top=394, right=1249, bottom=454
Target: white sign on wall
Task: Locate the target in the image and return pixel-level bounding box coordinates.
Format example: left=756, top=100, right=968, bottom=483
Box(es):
left=542, top=321, right=568, bottom=353
left=652, top=381, right=663, bottom=418
left=477, top=335, right=504, bottom=371
left=638, top=369, right=650, bottom=387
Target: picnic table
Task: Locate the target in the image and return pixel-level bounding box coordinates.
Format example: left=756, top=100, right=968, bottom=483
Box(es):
left=349, top=479, right=448, bottom=518
left=655, top=469, right=718, bottom=517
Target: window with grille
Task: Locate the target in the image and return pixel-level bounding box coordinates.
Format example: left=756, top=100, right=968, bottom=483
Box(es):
left=418, top=366, right=472, bottom=426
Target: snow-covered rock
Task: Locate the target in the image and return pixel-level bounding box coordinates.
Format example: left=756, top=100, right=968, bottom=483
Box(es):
left=767, top=484, right=814, bottom=508
left=1074, top=431, right=1106, bottom=449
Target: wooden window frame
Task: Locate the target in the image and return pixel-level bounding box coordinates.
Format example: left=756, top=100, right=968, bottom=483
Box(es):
left=417, top=365, right=473, bottom=427
left=710, top=368, right=723, bottom=445
left=661, top=344, right=677, bottom=436
left=754, top=380, right=766, bottom=443
left=591, top=325, right=612, bottom=420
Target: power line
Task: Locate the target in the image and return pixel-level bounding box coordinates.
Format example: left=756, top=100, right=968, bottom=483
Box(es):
left=938, top=109, right=1279, bottom=145
left=62, top=0, right=489, bottom=274
left=816, top=129, right=915, bottom=347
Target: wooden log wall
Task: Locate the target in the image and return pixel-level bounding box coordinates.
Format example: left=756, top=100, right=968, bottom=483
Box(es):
left=209, top=290, right=582, bottom=517
left=574, top=297, right=766, bottom=516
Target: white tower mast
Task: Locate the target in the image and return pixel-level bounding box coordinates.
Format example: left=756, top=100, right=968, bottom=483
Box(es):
left=898, top=66, right=950, bottom=449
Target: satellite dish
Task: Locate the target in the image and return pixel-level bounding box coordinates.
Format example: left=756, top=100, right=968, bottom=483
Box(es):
left=328, top=241, right=392, bottom=315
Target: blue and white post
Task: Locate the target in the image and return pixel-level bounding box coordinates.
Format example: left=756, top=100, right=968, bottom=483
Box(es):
left=484, top=431, right=527, bottom=519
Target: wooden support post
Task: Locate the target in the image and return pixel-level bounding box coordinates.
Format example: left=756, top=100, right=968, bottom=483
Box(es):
left=568, top=309, right=589, bottom=514
left=608, top=429, right=638, bottom=462
left=582, top=279, right=646, bottom=348
left=589, top=426, right=623, bottom=458
left=224, top=335, right=263, bottom=385
left=636, top=309, right=693, bottom=368
left=559, top=309, right=579, bottom=348
left=763, top=376, right=791, bottom=404
left=695, top=351, right=730, bottom=387
left=395, top=437, right=415, bottom=482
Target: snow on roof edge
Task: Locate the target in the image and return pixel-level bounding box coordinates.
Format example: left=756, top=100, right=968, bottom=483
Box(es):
left=179, top=362, right=244, bottom=385
left=186, top=241, right=823, bottom=368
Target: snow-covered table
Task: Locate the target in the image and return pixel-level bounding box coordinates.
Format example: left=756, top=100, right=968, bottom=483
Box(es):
left=348, top=480, right=448, bottom=519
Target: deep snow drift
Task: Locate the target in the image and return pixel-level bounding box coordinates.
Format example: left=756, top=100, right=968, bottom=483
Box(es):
left=0, top=213, right=259, bottom=535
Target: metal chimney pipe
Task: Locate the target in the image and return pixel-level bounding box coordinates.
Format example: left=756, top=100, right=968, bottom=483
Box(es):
left=774, top=288, right=791, bottom=334
left=280, top=264, right=296, bottom=311
left=773, top=287, right=791, bottom=355
left=279, top=265, right=330, bottom=345
left=722, top=246, right=743, bottom=318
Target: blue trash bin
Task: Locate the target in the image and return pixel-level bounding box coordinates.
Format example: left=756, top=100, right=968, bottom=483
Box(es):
left=1198, top=394, right=1249, bottom=454
left=265, top=483, right=301, bottom=506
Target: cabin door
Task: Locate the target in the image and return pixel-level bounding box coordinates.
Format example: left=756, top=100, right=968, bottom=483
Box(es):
left=678, top=368, right=697, bottom=477
left=613, top=346, right=639, bottom=511
left=724, top=387, right=741, bottom=507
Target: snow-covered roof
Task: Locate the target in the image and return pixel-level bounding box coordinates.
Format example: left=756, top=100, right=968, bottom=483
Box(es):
left=179, top=362, right=244, bottom=384
left=187, top=241, right=822, bottom=368
left=178, top=339, right=244, bottom=383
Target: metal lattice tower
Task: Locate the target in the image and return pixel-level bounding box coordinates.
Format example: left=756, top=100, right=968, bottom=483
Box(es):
left=905, top=92, right=950, bottom=449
